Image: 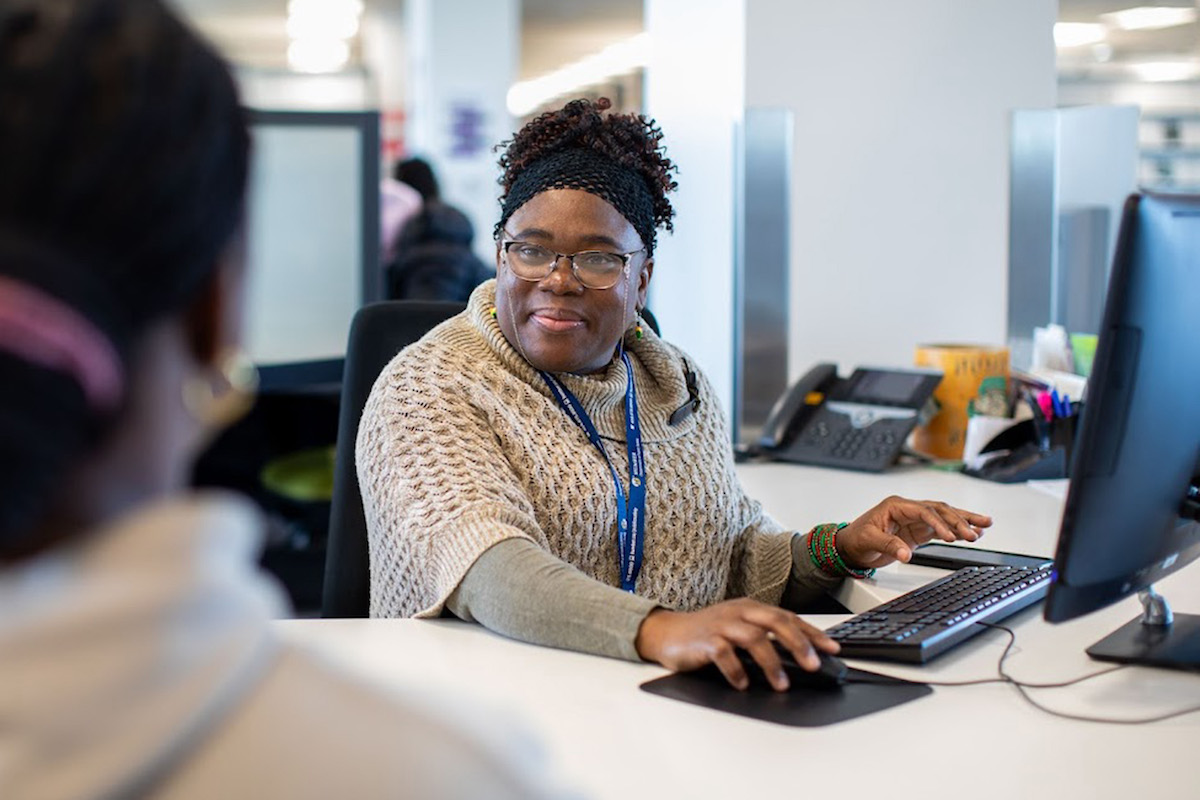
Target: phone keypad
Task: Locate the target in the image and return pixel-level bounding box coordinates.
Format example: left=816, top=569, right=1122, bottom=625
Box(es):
left=788, top=408, right=911, bottom=472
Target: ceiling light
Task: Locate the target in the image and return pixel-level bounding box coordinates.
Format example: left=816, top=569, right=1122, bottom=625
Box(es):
left=287, top=0, right=363, bottom=18
left=287, top=14, right=359, bottom=40
left=285, top=0, right=362, bottom=74
left=1101, top=6, right=1198, bottom=31
left=506, top=33, right=651, bottom=117
left=1129, top=60, right=1200, bottom=82
left=287, top=39, right=350, bottom=74
left=1054, top=22, right=1107, bottom=48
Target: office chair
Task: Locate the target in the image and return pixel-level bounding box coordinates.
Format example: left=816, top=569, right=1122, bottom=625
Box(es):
left=322, top=300, right=466, bottom=618
left=639, top=307, right=661, bottom=337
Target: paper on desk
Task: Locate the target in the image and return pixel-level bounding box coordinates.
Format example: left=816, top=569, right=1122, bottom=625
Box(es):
left=1024, top=366, right=1088, bottom=402
left=1032, top=324, right=1074, bottom=373
left=1026, top=478, right=1069, bottom=501
left=962, top=415, right=1023, bottom=471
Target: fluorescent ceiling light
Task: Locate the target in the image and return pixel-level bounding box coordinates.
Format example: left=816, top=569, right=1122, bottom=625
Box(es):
left=287, top=14, right=359, bottom=40
left=507, top=33, right=651, bottom=117
left=287, top=0, right=363, bottom=18
left=1101, top=6, right=1198, bottom=31
left=1129, top=60, right=1200, bottom=81
left=287, top=38, right=350, bottom=74
left=1054, top=22, right=1107, bottom=48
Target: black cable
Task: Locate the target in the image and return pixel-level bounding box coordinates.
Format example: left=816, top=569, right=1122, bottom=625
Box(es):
left=847, top=622, right=1200, bottom=723
left=981, top=623, right=1200, bottom=725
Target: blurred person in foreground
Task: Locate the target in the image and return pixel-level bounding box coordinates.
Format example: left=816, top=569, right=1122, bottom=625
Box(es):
left=0, top=1, right=564, bottom=797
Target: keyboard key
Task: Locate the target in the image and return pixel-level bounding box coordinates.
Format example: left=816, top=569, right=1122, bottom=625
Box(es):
left=826, top=565, right=1053, bottom=664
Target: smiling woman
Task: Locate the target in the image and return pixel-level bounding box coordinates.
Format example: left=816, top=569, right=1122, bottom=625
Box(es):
left=357, top=97, right=992, bottom=693
left=495, top=188, right=651, bottom=373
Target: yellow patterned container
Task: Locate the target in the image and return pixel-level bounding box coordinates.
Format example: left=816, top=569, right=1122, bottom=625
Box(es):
left=912, top=344, right=1010, bottom=460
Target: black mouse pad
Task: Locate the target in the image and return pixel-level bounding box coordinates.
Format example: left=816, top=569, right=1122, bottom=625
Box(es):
left=639, top=665, right=932, bottom=727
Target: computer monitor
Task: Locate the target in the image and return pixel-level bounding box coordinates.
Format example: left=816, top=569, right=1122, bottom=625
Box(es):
left=1044, top=192, right=1200, bottom=671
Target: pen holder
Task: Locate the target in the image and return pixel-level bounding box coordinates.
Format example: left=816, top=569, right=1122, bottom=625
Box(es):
left=961, top=407, right=1081, bottom=484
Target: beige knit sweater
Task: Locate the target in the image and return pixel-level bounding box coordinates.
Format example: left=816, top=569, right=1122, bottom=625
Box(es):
left=358, top=280, right=800, bottom=619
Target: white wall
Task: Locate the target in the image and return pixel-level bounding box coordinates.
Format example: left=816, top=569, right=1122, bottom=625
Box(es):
left=644, top=0, right=746, bottom=414
left=405, top=0, right=518, bottom=263
left=744, top=1, right=1058, bottom=380
left=648, top=0, right=1058, bottom=415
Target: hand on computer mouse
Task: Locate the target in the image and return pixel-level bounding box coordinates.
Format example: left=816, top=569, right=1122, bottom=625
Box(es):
left=635, top=598, right=841, bottom=692
left=737, top=645, right=848, bottom=691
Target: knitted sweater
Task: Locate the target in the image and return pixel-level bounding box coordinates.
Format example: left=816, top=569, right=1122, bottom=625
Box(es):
left=359, top=279, right=804, bottom=619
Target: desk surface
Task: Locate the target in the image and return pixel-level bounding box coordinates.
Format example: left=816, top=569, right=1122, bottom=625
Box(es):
left=279, top=464, right=1200, bottom=800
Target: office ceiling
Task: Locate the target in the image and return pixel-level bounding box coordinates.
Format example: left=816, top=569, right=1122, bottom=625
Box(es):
left=169, top=0, right=1198, bottom=80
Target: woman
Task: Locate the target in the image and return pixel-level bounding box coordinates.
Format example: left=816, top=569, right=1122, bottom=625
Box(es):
left=360, top=98, right=990, bottom=692
left=0, top=2, right=558, bottom=797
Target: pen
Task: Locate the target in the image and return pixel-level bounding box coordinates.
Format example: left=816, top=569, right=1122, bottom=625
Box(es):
left=1037, top=391, right=1054, bottom=421
left=1026, top=392, right=1051, bottom=450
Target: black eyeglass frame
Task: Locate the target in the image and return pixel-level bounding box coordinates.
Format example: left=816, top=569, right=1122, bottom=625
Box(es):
left=498, top=237, right=646, bottom=290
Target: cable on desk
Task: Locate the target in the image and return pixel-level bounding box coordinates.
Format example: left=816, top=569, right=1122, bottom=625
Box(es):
left=844, top=623, right=1119, bottom=689
left=846, top=623, right=1200, bottom=723
left=982, top=623, right=1200, bottom=725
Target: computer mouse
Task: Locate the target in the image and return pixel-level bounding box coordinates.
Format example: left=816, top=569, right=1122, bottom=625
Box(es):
left=735, top=642, right=848, bottom=691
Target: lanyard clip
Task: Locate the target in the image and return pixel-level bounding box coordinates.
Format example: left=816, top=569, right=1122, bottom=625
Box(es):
left=669, top=362, right=701, bottom=426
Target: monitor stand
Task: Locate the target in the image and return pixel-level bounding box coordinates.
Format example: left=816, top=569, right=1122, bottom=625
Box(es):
left=1087, top=587, right=1200, bottom=671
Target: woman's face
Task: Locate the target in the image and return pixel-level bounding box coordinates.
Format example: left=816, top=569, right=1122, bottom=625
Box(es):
left=494, top=188, right=653, bottom=374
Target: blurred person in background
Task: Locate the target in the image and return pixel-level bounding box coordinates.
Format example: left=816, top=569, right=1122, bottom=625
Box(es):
left=385, top=156, right=492, bottom=302
left=0, top=1, right=566, bottom=797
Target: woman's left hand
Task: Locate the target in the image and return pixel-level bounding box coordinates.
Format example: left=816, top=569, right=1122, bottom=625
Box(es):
left=836, top=496, right=992, bottom=571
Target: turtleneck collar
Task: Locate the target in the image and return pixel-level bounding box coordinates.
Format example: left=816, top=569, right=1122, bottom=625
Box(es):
left=465, top=279, right=698, bottom=442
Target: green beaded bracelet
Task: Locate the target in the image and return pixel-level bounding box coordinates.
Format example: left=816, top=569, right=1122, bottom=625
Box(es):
left=807, top=522, right=876, bottom=580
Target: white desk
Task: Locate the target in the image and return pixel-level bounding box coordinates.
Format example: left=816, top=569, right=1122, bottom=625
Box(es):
left=278, top=464, right=1200, bottom=800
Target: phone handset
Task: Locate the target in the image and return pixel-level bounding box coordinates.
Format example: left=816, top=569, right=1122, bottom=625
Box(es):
left=758, top=362, right=838, bottom=451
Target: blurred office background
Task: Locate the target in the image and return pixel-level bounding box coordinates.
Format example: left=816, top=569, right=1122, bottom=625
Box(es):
left=168, top=0, right=1200, bottom=611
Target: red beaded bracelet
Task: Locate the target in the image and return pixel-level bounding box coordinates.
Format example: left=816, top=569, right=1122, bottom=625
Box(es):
left=807, top=522, right=876, bottom=579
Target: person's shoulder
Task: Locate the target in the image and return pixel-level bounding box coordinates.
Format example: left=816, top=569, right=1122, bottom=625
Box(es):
left=377, top=311, right=481, bottom=382
left=169, top=643, right=565, bottom=799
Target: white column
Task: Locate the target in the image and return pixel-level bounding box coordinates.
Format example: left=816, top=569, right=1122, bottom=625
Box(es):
left=746, top=1, right=1057, bottom=378
left=644, top=0, right=746, bottom=416
left=646, top=0, right=1057, bottom=413
left=404, top=0, right=518, bottom=262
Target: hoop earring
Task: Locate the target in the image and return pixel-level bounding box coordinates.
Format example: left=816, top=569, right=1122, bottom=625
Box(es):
left=182, top=349, right=259, bottom=429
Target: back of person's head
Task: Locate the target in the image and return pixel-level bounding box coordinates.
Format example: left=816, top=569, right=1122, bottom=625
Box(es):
left=399, top=201, right=475, bottom=249
left=0, top=0, right=249, bottom=558
left=394, top=156, right=440, bottom=202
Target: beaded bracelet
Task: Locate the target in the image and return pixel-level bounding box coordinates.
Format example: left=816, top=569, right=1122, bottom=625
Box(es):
left=807, top=522, right=876, bottom=580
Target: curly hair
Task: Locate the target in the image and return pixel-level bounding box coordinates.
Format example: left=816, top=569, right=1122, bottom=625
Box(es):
left=496, top=98, right=678, bottom=238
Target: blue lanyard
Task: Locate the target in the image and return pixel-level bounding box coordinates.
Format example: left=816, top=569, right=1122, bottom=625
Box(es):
left=539, top=351, right=647, bottom=592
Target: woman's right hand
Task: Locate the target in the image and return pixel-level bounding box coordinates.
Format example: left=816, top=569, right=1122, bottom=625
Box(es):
left=634, top=598, right=840, bottom=692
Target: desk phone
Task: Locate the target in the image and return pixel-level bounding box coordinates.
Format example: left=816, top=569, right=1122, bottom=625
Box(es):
left=758, top=364, right=942, bottom=472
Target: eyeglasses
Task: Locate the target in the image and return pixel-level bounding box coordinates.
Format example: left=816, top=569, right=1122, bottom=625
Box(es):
left=500, top=238, right=645, bottom=290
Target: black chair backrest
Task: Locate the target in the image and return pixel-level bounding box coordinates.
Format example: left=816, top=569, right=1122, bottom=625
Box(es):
left=639, top=307, right=661, bottom=337
left=322, top=300, right=466, bottom=617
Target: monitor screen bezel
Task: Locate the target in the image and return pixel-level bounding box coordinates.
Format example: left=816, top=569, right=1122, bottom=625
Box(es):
left=1044, top=191, right=1200, bottom=624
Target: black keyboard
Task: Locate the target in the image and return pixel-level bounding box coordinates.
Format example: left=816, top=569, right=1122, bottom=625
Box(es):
left=825, top=564, right=1054, bottom=664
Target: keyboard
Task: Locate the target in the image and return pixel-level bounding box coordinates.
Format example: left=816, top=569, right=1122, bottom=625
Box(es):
left=825, top=564, right=1054, bottom=664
